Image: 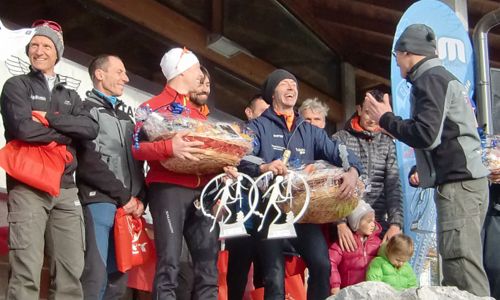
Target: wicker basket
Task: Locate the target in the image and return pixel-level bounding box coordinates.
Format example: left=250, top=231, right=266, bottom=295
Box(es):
left=160, top=135, right=250, bottom=175
left=281, top=168, right=364, bottom=224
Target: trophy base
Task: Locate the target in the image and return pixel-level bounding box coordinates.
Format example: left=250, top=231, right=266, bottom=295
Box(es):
left=219, top=222, right=249, bottom=240
left=267, top=223, right=297, bottom=239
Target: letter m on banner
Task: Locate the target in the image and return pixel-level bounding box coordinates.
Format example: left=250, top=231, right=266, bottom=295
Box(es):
left=438, top=37, right=466, bottom=63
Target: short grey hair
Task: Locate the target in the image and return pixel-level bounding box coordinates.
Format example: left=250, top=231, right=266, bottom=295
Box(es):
left=298, top=98, right=329, bottom=117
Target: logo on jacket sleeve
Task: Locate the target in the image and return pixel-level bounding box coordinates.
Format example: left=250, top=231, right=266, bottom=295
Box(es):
left=30, top=94, right=46, bottom=101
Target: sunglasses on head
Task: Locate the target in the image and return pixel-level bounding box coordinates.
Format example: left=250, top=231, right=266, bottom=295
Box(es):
left=175, top=47, right=190, bottom=70
left=31, top=19, right=62, bottom=32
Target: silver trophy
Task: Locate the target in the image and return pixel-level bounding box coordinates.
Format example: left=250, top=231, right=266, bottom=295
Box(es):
left=200, top=173, right=259, bottom=239
left=250, top=151, right=310, bottom=239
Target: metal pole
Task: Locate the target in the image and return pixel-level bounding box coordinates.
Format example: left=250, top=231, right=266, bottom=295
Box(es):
left=473, top=9, right=500, bottom=134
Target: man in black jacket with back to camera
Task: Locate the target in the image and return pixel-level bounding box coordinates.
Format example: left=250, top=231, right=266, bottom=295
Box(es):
left=365, top=24, right=490, bottom=297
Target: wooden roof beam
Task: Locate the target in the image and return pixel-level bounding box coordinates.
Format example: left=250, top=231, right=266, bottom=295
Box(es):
left=312, top=0, right=402, bottom=23
left=343, top=0, right=413, bottom=12
left=355, top=69, right=390, bottom=86
left=277, top=0, right=345, bottom=57
left=468, top=0, right=500, bottom=17
left=313, top=8, right=397, bottom=37
left=90, top=0, right=344, bottom=122
left=318, top=20, right=394, bottom=60
left=349, top=52, right=391, bottom=79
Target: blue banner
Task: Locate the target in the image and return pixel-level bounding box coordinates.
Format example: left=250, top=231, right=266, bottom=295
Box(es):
left=391, top=0, right=475, bottom=277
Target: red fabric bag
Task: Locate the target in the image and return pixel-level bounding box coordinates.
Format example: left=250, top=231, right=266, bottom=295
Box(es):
left=127, top=254, right=156, bottom=292
left=0, top=112, right=73, bottom=196
left=285, top=256, right=306, bottom=279
left=114, top=208, right=154, bottom=273
left=218, top=250, right=229, bottom=300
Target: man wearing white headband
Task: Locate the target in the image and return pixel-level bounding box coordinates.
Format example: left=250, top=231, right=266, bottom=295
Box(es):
left=132, top=47, right=235, bottom=299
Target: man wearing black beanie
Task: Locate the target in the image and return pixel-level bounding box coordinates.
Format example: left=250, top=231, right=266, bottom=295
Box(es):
left=238, top=69, right=363, bottom=300
left=364, top=24, right=490, bottom=297
left=261, top=69, right=298, bottom=105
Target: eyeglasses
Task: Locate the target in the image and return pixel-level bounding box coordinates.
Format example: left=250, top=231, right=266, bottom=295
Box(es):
left=392, top=51, right=398, bottom=58
left=31, top=19, right=62, bottom=32
left=174, top=47, right=190, bottom=70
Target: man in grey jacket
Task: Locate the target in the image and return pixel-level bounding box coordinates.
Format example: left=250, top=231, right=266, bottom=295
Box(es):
left=365, top=24, right=490, bottom=297
left=77, top=54, right=145, bottom=300
left=332, top=89, right=403, bottom=251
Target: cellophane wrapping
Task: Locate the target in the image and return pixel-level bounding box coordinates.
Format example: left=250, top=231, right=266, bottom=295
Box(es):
left=136, top=106, right=253, bottom=175
left=282, top=161, right=364, bottom=224
left=482, top=134, right=500, bottom=172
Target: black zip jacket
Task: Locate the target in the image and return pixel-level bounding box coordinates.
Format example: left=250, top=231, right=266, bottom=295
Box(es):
left=76, top=90, right=145, bottom=207
left=0, top=69, right=98, bottom=189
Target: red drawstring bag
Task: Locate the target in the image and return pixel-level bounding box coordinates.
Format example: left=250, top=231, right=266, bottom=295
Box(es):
left=0, top=112, right=73, bottom=196
left=114, top=208, right=154, bottom=273
left=285, top=256, right=306, bottom=279
left=218, top=250, right=229, bottom=300
left=127, top=256, right=156, bottom=292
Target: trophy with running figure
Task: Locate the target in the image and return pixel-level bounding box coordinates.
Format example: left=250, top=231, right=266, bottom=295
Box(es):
left=199, top=173, right=259, bottom=239
left=250, top=150, right=310, bottom=239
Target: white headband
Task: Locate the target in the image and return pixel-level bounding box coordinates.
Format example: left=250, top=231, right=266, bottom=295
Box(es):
left=160, top=47, right=199, bottom=81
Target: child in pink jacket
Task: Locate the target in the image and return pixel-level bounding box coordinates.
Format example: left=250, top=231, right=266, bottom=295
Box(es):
left=329, top=200, right=382, bottom=295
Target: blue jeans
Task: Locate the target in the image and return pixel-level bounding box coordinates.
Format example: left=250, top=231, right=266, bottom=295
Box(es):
left=81, top=203, right=127, bottom=300
left=88, top=203, right=117, bottom=272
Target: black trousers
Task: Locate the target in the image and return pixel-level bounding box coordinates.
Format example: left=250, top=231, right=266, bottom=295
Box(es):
left=175, top=238, right=195, bottom=300
left=484, top=184, right=500, bottom=300
left=226, top=229, right=263, bottom=300
left=257, top=223, right=330, bottom=300
left=149, top=183, right=219, bottom=300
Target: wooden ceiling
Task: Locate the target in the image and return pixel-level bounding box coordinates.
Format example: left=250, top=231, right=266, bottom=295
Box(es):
left=279, top=0, right=500, bottom=93
left=0, top=0, right=499, bottom=123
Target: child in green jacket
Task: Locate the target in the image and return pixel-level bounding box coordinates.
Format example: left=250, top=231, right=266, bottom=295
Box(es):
left=366, top=234, right=417, bottom=290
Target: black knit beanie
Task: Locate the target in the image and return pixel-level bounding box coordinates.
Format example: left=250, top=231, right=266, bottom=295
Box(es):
left=394, top=24, right=436, bottom=57
left=261, top=69, right=298, bottom=104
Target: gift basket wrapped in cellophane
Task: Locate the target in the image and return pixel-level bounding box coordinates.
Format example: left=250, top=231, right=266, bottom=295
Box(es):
left=135, top=105, right=253, bottom=175
left=282, top=161, right=364, bottom=224
left=482, top=134, right=500, bottom=172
